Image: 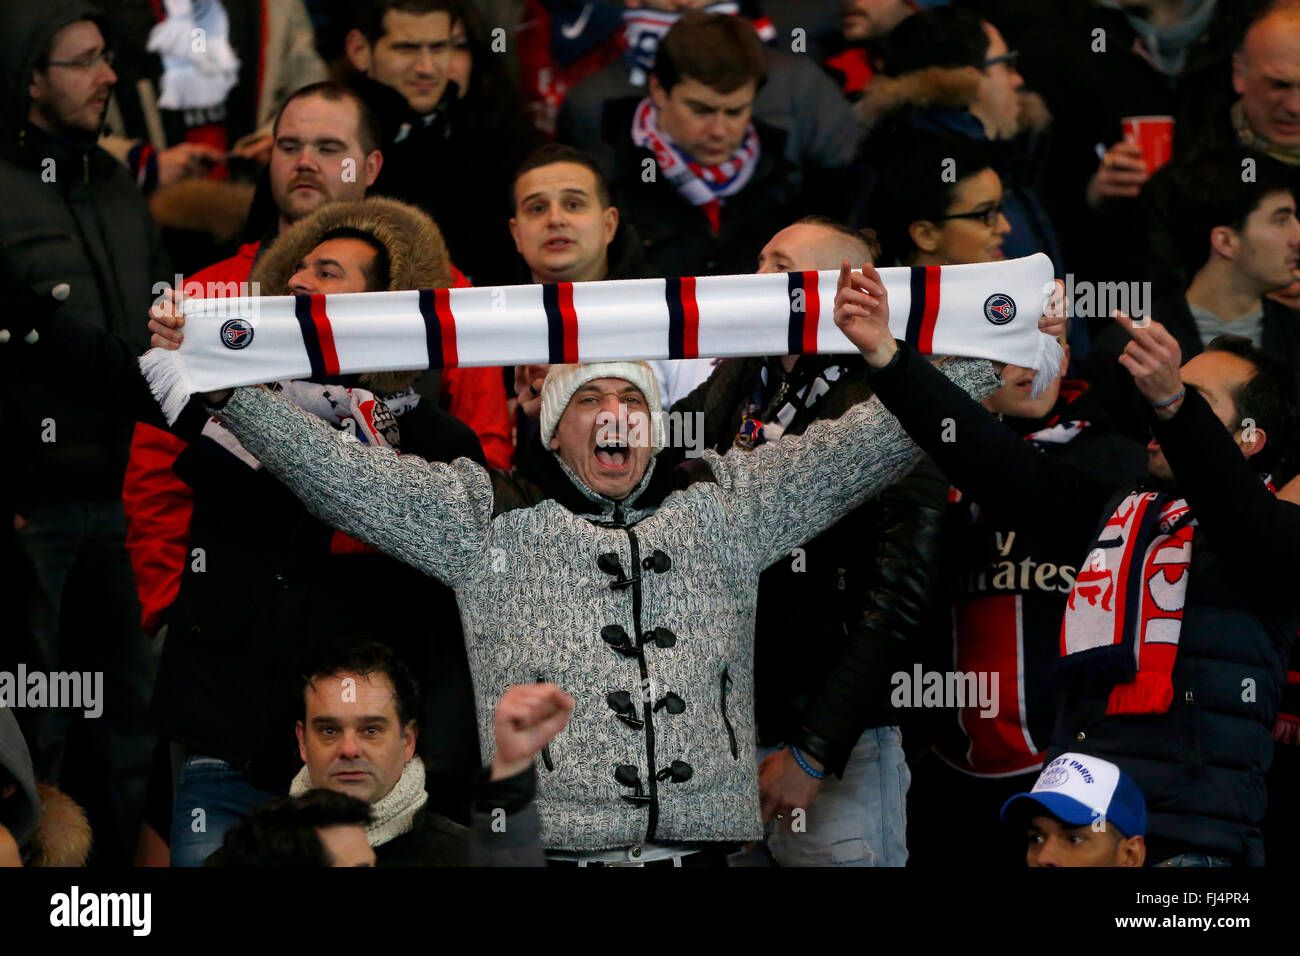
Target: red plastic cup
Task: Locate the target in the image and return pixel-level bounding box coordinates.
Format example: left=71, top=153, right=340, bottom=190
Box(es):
left=1122, top=115, right=1174, bottom=174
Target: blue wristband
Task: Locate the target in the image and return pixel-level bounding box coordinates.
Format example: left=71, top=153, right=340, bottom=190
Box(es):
left=1151, top=388, right=1185, bottom=409
left=790, top=746, right=825, bottom=780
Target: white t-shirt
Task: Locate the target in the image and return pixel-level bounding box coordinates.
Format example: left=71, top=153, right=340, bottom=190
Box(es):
left=649, top=358, right=722, bottom=409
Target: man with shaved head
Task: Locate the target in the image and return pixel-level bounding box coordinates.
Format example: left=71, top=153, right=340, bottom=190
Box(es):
left=665, top=217, right=944, bottom=866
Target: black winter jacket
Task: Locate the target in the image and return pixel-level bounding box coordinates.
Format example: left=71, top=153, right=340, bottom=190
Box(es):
left=922, top=381, right=1147, bottom=777
left=867, top=343, right=1300, bottom=865
left=349, top=73, right=541, bottom=288
left=594, top=97, right=804, bottom=280
left=1083, top=293, right=1300, bottom=446
left=0, top=0, right=171, bottom=509
left=376, top=768, right=546, bottom=867
left=151, top=390, right=486, bottom=813
left=665, top=355, right=949, bottom=776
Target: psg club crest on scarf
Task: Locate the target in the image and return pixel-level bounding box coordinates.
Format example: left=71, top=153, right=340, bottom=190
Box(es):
left=220, top=318, right=254, bottom=350
left=984, top=294, right=1016, bottom=326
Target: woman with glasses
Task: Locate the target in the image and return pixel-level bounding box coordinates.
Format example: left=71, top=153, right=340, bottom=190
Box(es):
left=863, top=128, right=1010, bottom=267
left=851, top=5, right=1063, bottom=272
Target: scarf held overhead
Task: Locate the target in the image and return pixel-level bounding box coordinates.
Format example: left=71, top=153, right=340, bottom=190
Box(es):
left=139, top=255, right=1061, bottom=425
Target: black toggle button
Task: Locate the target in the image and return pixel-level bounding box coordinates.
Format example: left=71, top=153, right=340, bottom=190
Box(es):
left=615, top=765, right=652, bottom=805
left=650, top=627, right=676, bottom=648
left=656, top=760, right=693, bottom=783
left=607, top=690, right=644, bottom=729
left=653, top=692, right=685, bottom=715
left=641, top=550, right=671, bottom=574
left=597, top=551, right=640, bottom=590
left=600, top=625, right=639, bottom=658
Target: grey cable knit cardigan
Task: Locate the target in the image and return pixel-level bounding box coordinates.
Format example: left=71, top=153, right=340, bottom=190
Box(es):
left=213, top=358, right=999, bottom=850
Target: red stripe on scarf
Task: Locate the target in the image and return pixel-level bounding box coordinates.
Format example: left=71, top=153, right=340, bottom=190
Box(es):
left=433, top=287, right=459, bottom=367
left=920, top=266, right=941, bottom=353
left=557, top=282, right=579, bottom=363
left=681, top=276, right=699, bottom=357
left=308, top=295, right=341, bottom=377
left=1058, top=494, right=1157, bottom=658
left=801, top=271, right=820, bottom=354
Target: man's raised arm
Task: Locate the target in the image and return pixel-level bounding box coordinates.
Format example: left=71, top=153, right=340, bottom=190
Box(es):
left=210, top=385, right=493, bottom=587
left=841, top=265, right=1116, bottom=543
left=706, top=262, right=1003, bottom=572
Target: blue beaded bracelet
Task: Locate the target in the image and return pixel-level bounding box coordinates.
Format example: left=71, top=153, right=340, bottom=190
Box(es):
left=790, top=746, right=825, bottom=780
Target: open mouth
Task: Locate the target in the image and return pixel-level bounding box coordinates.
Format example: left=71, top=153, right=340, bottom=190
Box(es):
left=594, top=440, right=629, bottom=470
left=544, top=236, right=573, bottom=250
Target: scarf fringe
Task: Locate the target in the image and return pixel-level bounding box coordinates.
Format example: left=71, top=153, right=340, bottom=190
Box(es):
left=138, top=347, right=196, bottom=425
left=1029, top=332, right=1065, bottom=399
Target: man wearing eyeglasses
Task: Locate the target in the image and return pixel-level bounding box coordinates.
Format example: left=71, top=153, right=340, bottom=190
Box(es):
left=853, top=6, right=1063, bottom=275
left=0, top=2, right=172, bottom=865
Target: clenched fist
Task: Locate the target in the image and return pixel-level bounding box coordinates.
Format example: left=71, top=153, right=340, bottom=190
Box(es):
left=491, top=683, right=575, bottom=780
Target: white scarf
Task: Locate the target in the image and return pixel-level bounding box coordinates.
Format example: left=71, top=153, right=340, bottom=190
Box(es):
left=290, top=755, right=430, bottom=849
left=139, top=256, right=1062, bottom=425
left=199, top=380, right=398, bottom=470
left=147, top=0, right=241, bottom=112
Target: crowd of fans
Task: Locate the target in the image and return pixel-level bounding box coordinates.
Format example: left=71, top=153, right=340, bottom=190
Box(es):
left=1, top=0, right=1299, bottom=870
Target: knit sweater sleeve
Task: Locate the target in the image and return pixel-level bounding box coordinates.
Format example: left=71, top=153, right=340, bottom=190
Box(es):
left=704, top=357, right=1002, bottom=572
left=213, top=385, right=493, bottom=586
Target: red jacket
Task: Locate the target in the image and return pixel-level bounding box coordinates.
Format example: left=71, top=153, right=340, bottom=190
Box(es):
left=123, top=246, right=512, bottom=633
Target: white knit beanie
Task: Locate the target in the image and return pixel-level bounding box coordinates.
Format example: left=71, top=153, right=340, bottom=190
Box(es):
left=539, top=361, right=665, bottom=453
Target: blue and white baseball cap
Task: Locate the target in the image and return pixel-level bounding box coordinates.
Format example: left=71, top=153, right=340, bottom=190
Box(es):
left=1000, top=753, right=1146, bottom=838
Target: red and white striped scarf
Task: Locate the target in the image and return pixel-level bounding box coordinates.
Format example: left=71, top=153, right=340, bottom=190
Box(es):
left=630, top=97, right=761, bottom=234
left=138, top=256, right=1061, bottom=425
left=1060, top=476, right=1276, bottom=715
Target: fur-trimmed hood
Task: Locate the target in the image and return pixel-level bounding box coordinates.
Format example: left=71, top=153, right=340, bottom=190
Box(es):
left=251, top=197, right=454, bottom=394
left=855, top=66, right=1050, bottom=136
left=251, top=196, right=453, bottom=296
left=29, top=783, right=92, bottom=866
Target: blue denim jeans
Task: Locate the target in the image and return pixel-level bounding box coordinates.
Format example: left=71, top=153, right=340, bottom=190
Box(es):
left=738, top=726, right=910, bottom=867
left=11, top=499, right=157, bottom=862
left=1154, top=854, right=1234, bottom=867
left=169, top=755, right=282, bottom=867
